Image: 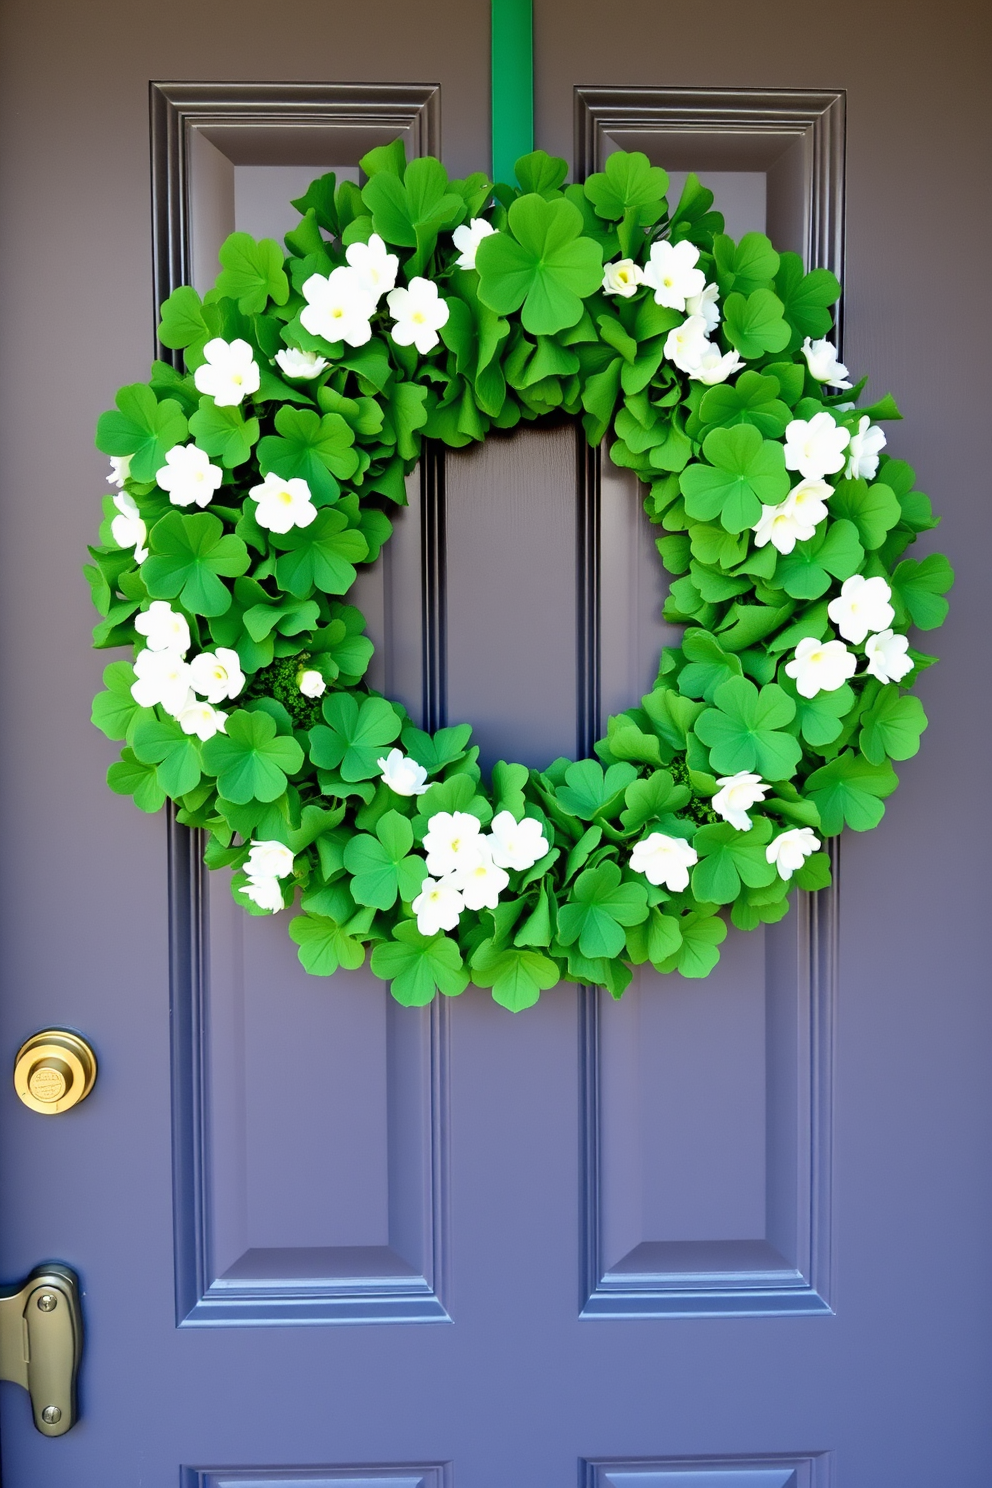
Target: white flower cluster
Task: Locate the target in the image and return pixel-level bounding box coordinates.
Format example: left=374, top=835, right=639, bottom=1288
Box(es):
left=129, top=601, right=243, bottom=739
left=785, top=574, right=911, bottom=697
left=411, top=807, right=549, bottom=937
left=601, top=240, right=741, bottom=385
left=298, top=233, right=450, bottom=356
left=239, top=840, right=294, bottom=913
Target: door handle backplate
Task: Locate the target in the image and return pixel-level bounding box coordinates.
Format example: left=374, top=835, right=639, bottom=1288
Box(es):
left=0, top=1264, right=82, bottom=1435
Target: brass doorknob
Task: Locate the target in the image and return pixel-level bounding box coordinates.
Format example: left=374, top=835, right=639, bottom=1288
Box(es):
left=13, top=1031, right=97, bottom=1114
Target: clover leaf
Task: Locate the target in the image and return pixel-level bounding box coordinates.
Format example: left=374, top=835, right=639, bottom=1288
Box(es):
left=691, top=818, right=777, bottom=904
left=583, top=150, right=667, bottom=255
left=258, top=405, right=359, bottom=504
left=696, top=371, right=791, bottom=440
left=779, top=673, right=854, bottom=748
left=619, top=769, right=691, bottom=833
left=343, top=811, right=428, bottom=909
left=289, top=912, right=367, bottom=975
left=695, top=676, right=801, bottom=779
left=107, top=747, right=167, bottom=814
left=362, top=156, right=466, bottom=276
left=215, top=232, right=290, bottom=315
left=713, top=232, right=780, bottom=296
left=270, top=508, right=369, bottom=598
left=309, top=694, right=402, bottom=781
left=677, top=628, right=744, bottom=701
left=130, top=717, right=202, bottom=797
left=774, top=518, right=864, bottom=600
left=624, top=907, right=684, bottom=967
left=722, top=288, right=791, bottom=360
left=774, top=254, right=841, bottom=345
left=475, top=194, right=603, bottom=335
left=558, top=861, right=649, bottom=959
left=470, top=940, right=560, bottom=1012
left=514, top=150, right=569, bottom=197
left=201, top=709, right=304, bottom=803
left=401, top=723, right=473, bottom=775
left=371, top=924, right=469, bottom=1006
left=890, top=552, right=954, bottom=630
left=555, top=759, right=638, bottom=820
left=188, top=400, right=260, bottom=469
left=859, top=687, right=927, bottom=764
left=95, top=383, right=188, bottom=482
left=158, top=286, right=219, bottom=359
left=679, top=424, right=789, bottom=533
left=143, top=512, right=251, bottom=617
left=828, top=477, right=901, bottom=550
left=91, top=661, right=152, bottom=742
left=656, top=910, right=728, bottom=978
left=805, top=749, right=899, bottom=834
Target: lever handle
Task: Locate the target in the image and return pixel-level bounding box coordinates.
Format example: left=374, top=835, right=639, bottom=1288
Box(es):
left=0, top=1264, right=82, bottom=1435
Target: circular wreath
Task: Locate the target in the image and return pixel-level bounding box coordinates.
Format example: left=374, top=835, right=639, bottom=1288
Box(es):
left=89, top=142, right=953, bottom=1011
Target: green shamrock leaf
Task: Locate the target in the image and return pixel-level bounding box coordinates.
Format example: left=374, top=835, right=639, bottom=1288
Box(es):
left=309, top=606, right=375, bottom=685
left=582, top=150, right=668, bottom=256
left=778, top=673, right=854, bottom=748
left=513, top=150, right=569, bottom=197
left=201, top=708, right=304, bottom=803
left=470, top=940, right=561, bottom=1012
left=774, top=253, right=841, bottom=345
left=859, top=687, right=927, bottom=764
left=695, top=371, right=791, bottom=440
left=143, top=512, right=251, bottom=617
left=289, top=912, right=367, bottom=976
left=95, top=384, right=188, bottom=482
left=691, top=818, right=777, bottom=904
left=694, top=676, right=802, bottom=779
left=91, top=661, right=153, bottom=742
left=654, top=909, right=728, bottom=978
left=774, top=518, right=864, bottom=601
left=107, top=747, right=167, bottom=814
left=401, top=723, right=473, bottom=776
left=362, top=155, right=466, bottom=276
left=475, top=194, right=604, bottom=336
left=558, top=861, right=649, bottom=960
left=676, top=628, right=745, bottom=701
left=215, top=232, right=290, bottom=314
left=679, top=423, right=790, bottom=533
left=713, top=232, right=780, bottom=296
left=828, top=477, right=902, bottom=550
left=257, top=405, right=359, bottom=504
left=805, top=749, right=899, bottom=834
left=371, top=924, right=469, bottom=1006
left=889, top=552, right=954, bottom=630
left=309, top=693, right=403, bottom=781
left=722, top=288, right=791, bottom=360
left=619, top=769, right=691, bottom=833
left=343, top=811, right=428, bottom=910
left=270, top=508, right=369, bottom=599
left=157, top=286, right=219, bottom=358
left=555, top=759, right=638, bottom=820
left=130, top=716, right=202, bottom=797
left=624, top=907, right=684, bottom=967
left=188, top=400, right=260, bottom=469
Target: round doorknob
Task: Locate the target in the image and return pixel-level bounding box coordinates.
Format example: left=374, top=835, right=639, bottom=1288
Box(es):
left=13, top=1031, right=97, bottom=1114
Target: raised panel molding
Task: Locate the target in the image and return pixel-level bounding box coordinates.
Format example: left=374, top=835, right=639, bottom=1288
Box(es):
left=582, top=1452, right=831, bottom=1488
left=182, top=1468, right=451, bottom=1488
left=575, top=87, right=842, bottom=1320
left=153, top=84, right=449, bottom=1327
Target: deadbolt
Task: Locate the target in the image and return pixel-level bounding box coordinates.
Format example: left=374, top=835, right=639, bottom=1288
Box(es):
left=13, top=1031, right=97, bottom=1114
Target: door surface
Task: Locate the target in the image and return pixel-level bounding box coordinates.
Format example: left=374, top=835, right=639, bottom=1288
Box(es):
left=0, top=2, right=990, bottom=1485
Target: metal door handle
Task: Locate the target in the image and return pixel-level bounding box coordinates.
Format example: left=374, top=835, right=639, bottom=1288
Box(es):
left=0, top=1264, right=82, bottom=1435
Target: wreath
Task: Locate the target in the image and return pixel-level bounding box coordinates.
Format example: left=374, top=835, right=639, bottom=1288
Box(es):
left=88, top=142, right=953, bottom=1011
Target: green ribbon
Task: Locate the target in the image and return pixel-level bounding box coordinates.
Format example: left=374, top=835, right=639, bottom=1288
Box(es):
left=491, top=0, right=534, bottom=187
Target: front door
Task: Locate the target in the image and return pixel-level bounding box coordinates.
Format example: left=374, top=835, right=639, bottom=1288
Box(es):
left=0, top=4, right=988, bottom=1485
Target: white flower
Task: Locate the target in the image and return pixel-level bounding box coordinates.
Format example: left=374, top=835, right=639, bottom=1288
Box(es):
left=454, top=845, right=510, bottom=912
left=629, top=832, right=698, bottom=891
left=412, top=876, right=464, bottom=936
left=387, top=277, right=450, bottom=355
left=827, top=574, right=895, bottom=645
left=801, top=337, right=852, bottom=389
left=239, top=877, right=286, bottom=913
left=751, top=479, right=832, bottom=556
left=783, top=411, right=851, bottom=481
left=422, top=810, right=483, bottom=878
left=107, top=455, right=131, bottom=487
left=664, top=314, right=710, bottom=374
left=345, top=233, right=399, bottom=298
left=864, top=629, right=913, bottom=684
left=785, top=636, right=857, bottom=698
left=602, top=258, right=644, bottom=298
left=766, top=827, right=821, bottom=881
left=274, top=348, right=328, bottom=380
left=193, top=338, right=260, bottom=407
left=642, top=239, right=706, bottom=311
left=788, top=477, right=834, bottom=528
left=685, top=281, right=720, bottom=333
left=846, top=415, right=887, bottom=481
left=130, top=647, right=193, bottom=716
left=248, top=471, right=317, bottom=534
left=452, top=218, right=496, bottom=271
left=377, top=748, right=430, bottom=797
left=189, top=647, right=244, bottom=704
left=487, top=811, right=549, bottom=872
left=300, top=267, right=376, bottom=348
left=245, top=840, right=295, bottom=879
left=298, top=668, right=326, bottom=699
left=711, top=772, right=771, bottom=832
left=134, top=600, right=190, bottom=654
left=177, top=699, right=227, bottom=741
left=155, top=443, right=223, bottom=509
left=110, top=493, right=148, bottom=563
left=688, top=342, right=744, bottom=385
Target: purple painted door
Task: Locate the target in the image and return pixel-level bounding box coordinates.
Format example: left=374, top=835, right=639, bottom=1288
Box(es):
left=1, top=4, right=990, bottom=1486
